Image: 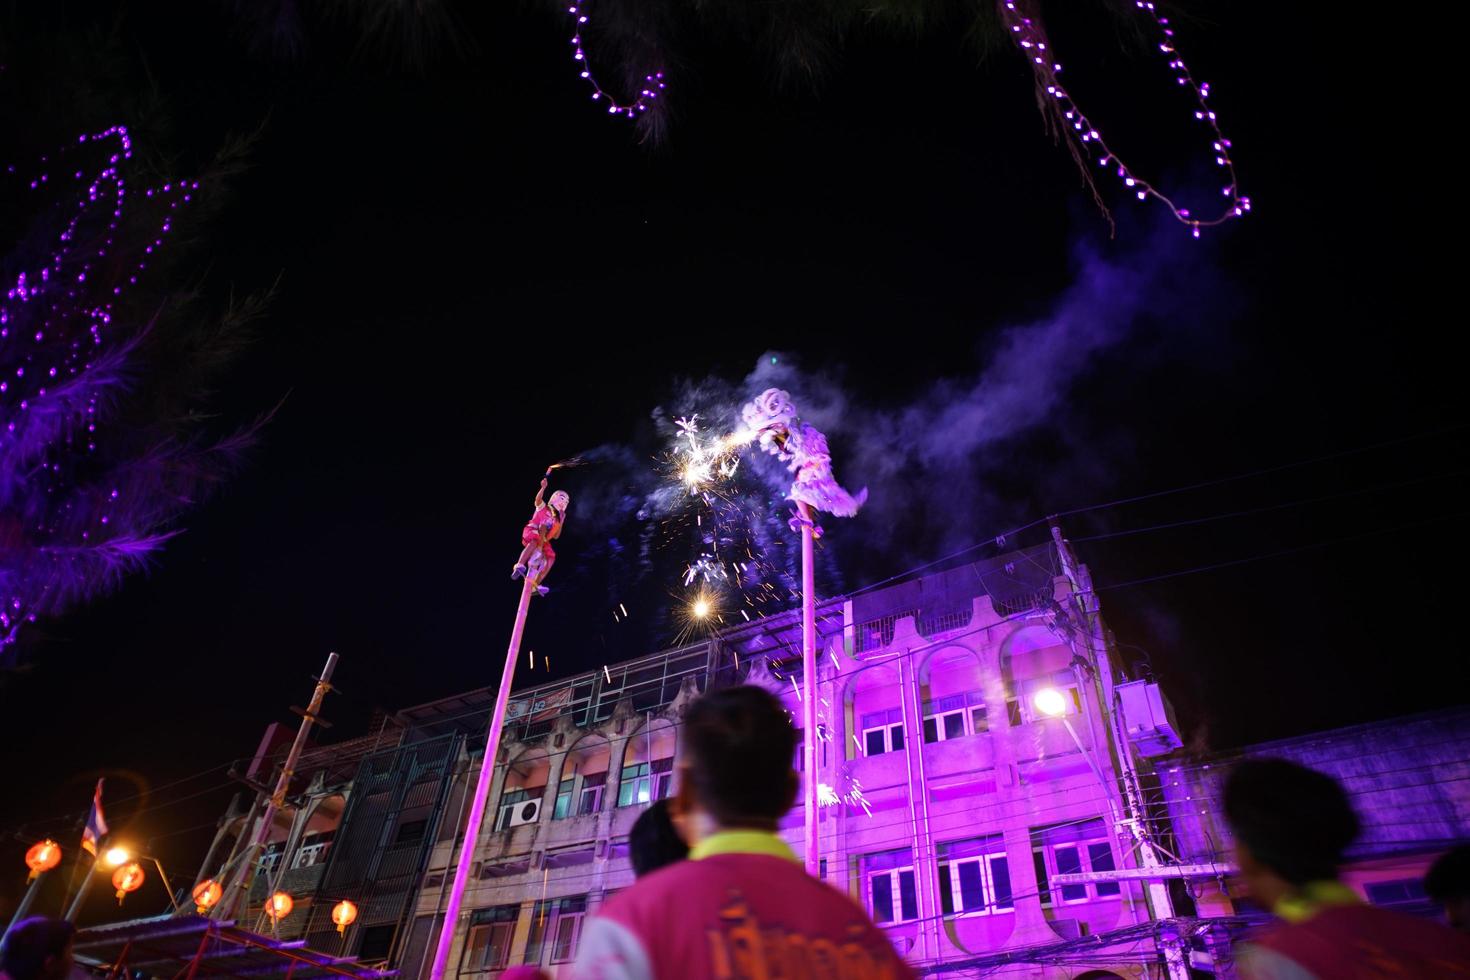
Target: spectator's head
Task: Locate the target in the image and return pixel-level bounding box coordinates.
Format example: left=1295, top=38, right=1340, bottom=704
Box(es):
left=1, top=917, right=76, bottom=980
left=629, top=798, right=689, bottom=877
left=1223, top=758, right=1359, bottom=908
left=675, top=685, right=798, bottom=837
left=1426, top=845, right=1470, bottom=933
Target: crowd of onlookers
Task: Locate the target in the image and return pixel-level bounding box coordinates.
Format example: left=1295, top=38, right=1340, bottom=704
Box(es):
left=6, top=685, right=1469, bottom=979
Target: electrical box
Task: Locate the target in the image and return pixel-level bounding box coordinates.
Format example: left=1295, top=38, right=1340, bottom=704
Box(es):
left=1116, top=680, right=1182, bottom=756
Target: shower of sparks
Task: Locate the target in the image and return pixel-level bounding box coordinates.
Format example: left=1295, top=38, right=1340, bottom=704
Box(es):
left=652, top=408, right=797, bottom=636
left=816, top=776, right=873, bottom=817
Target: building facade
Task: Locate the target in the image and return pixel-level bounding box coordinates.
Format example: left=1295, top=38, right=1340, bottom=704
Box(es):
left=380, top=543, right=1195, bottom=979
left=201, top=540, right=1470, bottom=979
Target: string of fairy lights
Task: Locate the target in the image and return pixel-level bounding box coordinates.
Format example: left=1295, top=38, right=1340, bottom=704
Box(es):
left=562, top=0, right=1247, bottom=234
left=565, top=2, right=664, bottom=118
left=997, top=0, right=1245, bottom=235
left=1, top=125, right=198, bottom=644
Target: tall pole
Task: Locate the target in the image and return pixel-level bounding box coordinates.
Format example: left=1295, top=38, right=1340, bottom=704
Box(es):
left=798, top=501, right=820, bottom=879
left=1049, top=522, right=1188, bottom=980
left=428, top=575, right=535, bottom=980
left=7, top=871, right=50, bottom=931
left=63, top=856, right=96, bottom=923
left=221, top=651, right=339, bottom=922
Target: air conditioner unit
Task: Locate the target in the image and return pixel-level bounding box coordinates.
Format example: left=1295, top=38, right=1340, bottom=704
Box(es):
left=509, top=799, right=541, bottom=827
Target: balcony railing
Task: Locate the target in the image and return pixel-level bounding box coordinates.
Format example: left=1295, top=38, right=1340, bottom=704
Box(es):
left=992, top=588, right=1050, bottom=619
left=916, top=608, right=974, bottom=640
left=853, top=610, right=918, bottom=653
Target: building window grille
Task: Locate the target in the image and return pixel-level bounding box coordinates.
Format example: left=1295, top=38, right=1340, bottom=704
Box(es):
left=864, top=849, right=919, bottom=924
left=923, top=691, right=988, bottom=743
left=1032, top=818, right=1120, bottom=904
left=525, top=896, right=588, bottom=966
left=464, top=905, right=519, bottom=972
left=860, top=708, right=906, bottom=757
left=617, top=758, right=673, bottom=807
left=937, top=835, right=1013, bottom=915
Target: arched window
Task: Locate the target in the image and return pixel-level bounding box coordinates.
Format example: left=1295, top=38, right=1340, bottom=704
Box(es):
left=496, top=751, right=550, bottom=830
left=618, top=719, right=676, bottom=807
left=556, top=735, right=611, bottom=819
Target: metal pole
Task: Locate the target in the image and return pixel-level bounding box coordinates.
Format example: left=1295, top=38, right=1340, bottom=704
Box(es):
left=428, top=575, right=535, bottom=980
left=6, top=870, right=49, bottom=930
left=223, top=651, right=339, bottom=922
left=64, top=857, right=96, bottom=923
left=1058, top=716, right=1113, bottom=794
left=149, top=857, right=182, bottom=913
left=205, top=792, right=264, bottom=918
left=798, top=501, right=819, bottom=878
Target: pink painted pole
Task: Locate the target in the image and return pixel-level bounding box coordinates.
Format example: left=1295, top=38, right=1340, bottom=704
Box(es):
left=427, top=575, right=535, bottom=980
left=798, top=501, right=820, bottom=878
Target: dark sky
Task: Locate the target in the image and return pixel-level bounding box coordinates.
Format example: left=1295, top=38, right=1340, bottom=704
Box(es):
left=1, top=0, right=1462, bottom=923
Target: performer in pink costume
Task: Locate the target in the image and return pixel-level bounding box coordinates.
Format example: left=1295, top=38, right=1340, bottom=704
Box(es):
left=512, top=474, right=569, bottom=595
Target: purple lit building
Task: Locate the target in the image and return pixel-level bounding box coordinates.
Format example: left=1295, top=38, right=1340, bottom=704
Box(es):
left=201, top=542, right=1470, bottom=978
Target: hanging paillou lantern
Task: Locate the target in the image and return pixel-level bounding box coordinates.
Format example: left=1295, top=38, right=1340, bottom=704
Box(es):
left=25, top=840, right=62, bottom=881
left=192, top=879, right=223, bottom=915
left=266, top=891, right=294, bottom=921
left=331, top=899, right=358, bottom=934
left=112, top=862, right=145, bottom=904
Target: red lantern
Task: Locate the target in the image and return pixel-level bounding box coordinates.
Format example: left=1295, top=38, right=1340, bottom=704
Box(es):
left=24, top=840, right=61, bottom=881
left=331, top=899, right=358, bottom=934
left=266, top=891, right=293, bottom=920
left=112, top=862, right=145, bottom=904
left=192, top=878, right=223, bottom=914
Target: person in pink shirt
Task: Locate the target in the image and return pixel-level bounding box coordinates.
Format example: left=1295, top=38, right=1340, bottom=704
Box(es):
left=1225, top=758, right=1470, bottom=979
left=570, top=685, right=915, bottom=980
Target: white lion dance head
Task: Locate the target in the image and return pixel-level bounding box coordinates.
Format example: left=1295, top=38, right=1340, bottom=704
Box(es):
left=739, top=388, right=867, bottom=520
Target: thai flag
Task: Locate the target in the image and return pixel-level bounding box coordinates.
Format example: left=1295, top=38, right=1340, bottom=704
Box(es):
left=81, top=779, right=108, bottom=857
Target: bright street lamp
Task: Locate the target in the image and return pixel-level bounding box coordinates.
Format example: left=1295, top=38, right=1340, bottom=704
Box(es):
left=102, top=846, right=132, bottom=869
left=1034, top=687, right=1110, bottom=789
left=1033, top=688, right=1068, bottom=718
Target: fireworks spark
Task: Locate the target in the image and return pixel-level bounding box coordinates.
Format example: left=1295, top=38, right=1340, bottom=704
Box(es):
left=816, top=776, right=872, bottom=817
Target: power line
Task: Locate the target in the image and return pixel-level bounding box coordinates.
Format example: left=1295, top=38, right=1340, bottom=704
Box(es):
left=1071, top=470, right=1466, bottom=543
left=1092, top=511, right=1470, bottom=593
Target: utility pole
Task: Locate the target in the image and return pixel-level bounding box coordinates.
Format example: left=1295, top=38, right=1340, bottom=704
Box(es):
left=1049, top=521, right=1190, bottom=980
left=218, top=651, right=339, bottom=923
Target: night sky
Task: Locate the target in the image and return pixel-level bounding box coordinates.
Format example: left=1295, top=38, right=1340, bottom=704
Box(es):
left=1, top=0, right=1462, bottom=923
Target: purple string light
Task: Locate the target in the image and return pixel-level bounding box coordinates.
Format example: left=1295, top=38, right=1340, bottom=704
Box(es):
left=1, top=125, right=199, bottom=646
left=566, top=2, right=665, bottom=119
left=1000, top=0, right=1249, bottom=237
